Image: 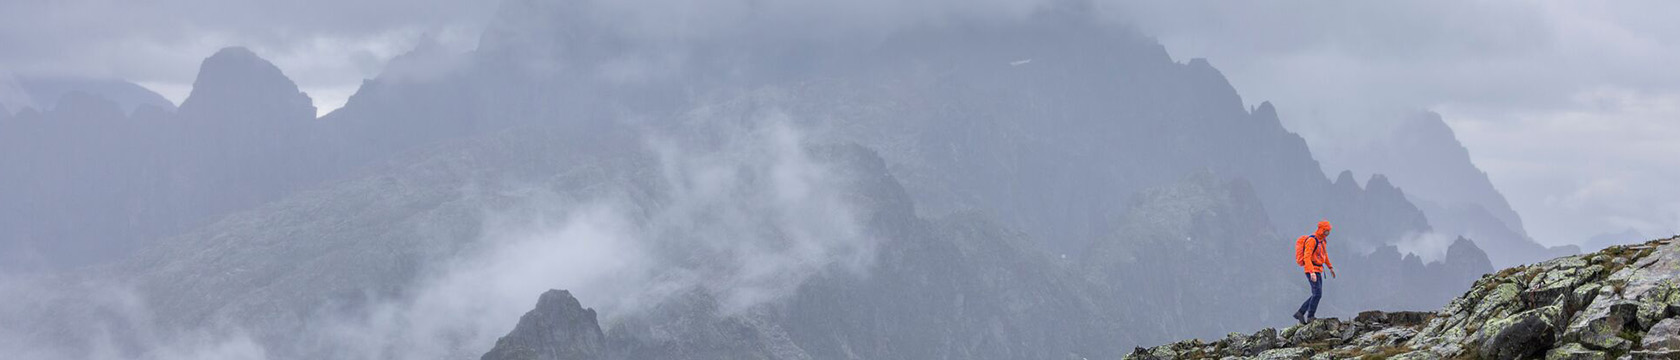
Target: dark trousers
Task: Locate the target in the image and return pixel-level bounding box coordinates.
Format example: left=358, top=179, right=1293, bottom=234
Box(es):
left=1296, top=271, right=1323, bottom=318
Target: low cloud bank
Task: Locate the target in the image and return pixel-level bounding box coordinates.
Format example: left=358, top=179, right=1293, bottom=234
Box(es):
left=0, top=114, right=878, bottom=359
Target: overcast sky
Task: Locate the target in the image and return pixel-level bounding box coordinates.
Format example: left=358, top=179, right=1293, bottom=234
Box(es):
left=2, top=0, right=1674, bottom=247
left=1104, top=1, right=1680, bottom=246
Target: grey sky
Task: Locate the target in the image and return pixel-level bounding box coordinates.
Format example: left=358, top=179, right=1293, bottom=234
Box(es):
left=1, top=0, right=1673, bottom=247
left=1105, top=1, right=1680, bottom=246
left=0, top=0, right=496, bottom=112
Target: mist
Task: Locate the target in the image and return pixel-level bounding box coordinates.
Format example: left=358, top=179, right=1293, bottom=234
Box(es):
left=3, top=0, right=1675, bottom=359
left=2, top=113, right=876, bottom=359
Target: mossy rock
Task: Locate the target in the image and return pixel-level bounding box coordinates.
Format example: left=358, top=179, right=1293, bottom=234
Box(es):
left=1544, top=343, right=1606, bottom=360
left=1477, top=305, right=1560, bottom=360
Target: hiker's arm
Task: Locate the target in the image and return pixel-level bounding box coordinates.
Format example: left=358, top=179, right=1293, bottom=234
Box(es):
left=1321, top=241, right=1333, bottom=269
left=1325, top=250, right=1336, bottom=277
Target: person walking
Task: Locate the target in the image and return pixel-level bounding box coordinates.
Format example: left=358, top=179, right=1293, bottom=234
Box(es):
left=1293, top=220, right=1335, bottom=324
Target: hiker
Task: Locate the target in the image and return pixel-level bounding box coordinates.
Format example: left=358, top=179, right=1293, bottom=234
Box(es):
left=1293, top=220, right=1335, bottom=324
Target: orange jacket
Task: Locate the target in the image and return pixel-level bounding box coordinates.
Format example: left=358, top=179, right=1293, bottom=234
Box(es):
left=1295, top=221, right=1333, bottom=273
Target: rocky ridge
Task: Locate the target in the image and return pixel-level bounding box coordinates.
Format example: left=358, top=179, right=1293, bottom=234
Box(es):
left=1127, top=236, right=1680, bottom=360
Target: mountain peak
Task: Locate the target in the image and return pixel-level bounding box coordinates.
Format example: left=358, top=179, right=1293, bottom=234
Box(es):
left=1252, top=101, right=1278, bottom=119
left=178, top=46, right=315, bottom=119
left=1333, top=170, right=1360, bottom=190
left=1366, top=173, right=1396, bottom=192
left=481, top=289, right=606, bottom=360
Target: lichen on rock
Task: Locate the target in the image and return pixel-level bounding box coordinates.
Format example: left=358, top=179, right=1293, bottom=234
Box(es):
left=1127, top=236, right=1680, bottom=360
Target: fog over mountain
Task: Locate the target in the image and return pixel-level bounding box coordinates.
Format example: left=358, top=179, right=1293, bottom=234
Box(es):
left=1312, top=112, right=1579, bottom=267
left=0, top=0, right=1671, bottom=359
left=1107, top=1, right=1680, bottom=247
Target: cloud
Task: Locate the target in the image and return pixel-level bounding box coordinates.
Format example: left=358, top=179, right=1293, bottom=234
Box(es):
left=1392, top=231, right=1459, bottom=264
left=0, top=274, right=269, bottom=360
left=0, top=110, right=878, bottom=358
left=308, top=111, right=878, bottom=358
left=1445, top=88, right=1680, bottom=243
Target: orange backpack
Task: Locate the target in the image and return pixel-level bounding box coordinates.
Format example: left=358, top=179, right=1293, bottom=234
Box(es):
left=1293, top=235, right=1315, bottom=267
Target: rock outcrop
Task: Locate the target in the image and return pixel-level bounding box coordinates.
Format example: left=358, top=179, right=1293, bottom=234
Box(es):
left=1128, top=235, right=1680, bottom=359
left=481, top=290, right=606, bottom=360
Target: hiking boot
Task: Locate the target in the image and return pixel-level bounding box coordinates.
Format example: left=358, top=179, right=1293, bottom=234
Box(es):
left=1293, top=312, right=1306, bottom=325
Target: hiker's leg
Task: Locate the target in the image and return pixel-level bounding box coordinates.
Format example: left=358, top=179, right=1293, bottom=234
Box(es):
left=1295, top=273, right=1315, bottom=316
left=1306, top=272, right=1323, bottom=318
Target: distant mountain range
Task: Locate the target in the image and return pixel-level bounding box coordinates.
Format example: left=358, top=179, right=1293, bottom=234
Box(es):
left=0, top=0, right=1597, bottom=358
left=1313, top=111, right=1577, bottom=267
left=0, top=72, right=175, bottom=115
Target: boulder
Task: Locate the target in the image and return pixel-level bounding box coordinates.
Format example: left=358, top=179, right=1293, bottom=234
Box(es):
left=1352, top=327, right=1419, bottom=349
left=1565, top=299, right=1640, bottom=352
left=1479, top=306, right=1560, bottom=360
left=1241, top=328, right=1280, bottom=356
left=1571, top=284, right=1605, bottom=311
left=1530, top=266, right=1592, bottom=306
left=1472, top=283, right=1524, bottom=323
left=1287, top=318, right=1347, bottom=346
left=1643, top=318, right=1680, bottom=350
left=1546, top=343, right=1607, bottom=360
left=1121, top=348, right=1161, bottom=360
left=1255, top=347, right=1313, bottom=360
left=1354, top=310, right=1433, bottom=328
left=1638, top=302, right=1673, bottom=330
left=1629, top=349, right=1680, bottom=360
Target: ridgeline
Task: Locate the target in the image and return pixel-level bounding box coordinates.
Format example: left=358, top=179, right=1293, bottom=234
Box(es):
left=1126, top=236, right=1680, bottom=360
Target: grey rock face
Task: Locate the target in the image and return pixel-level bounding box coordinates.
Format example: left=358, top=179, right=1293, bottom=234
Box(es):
left=1255, top=347, right=1313, bottom=360
left=1243, top=328, right=1281, bottom=356
left=1478, top=306, right=1559, bottom=360
left=481, top=290, right=606, bottom=360
left=177, top=46, right=314, bottom=119
left=1643, top=318, right=1680, bottom=351
left=1565, top=299, right=1639, bottom=351
left=1547, top=343, right=1608, bottom=360
left=1629, top=349, right=1680, bottom=359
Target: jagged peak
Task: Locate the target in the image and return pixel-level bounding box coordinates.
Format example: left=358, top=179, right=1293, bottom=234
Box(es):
left=1442, top=236, right=1492, bottom=270
left=481, top=289, right=606, bottom=360
left=1365, top=174, right=1396, bottom=192
left=1333, top=170, right=1360, bottom=190
left=534, top=289, right=586, bottom=312
left=1251, top=101, right=1278, bottom=119
left=178, top=46, right=315, bottom=119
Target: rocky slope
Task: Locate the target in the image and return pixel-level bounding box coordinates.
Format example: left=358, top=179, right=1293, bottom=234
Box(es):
left=1127, top=235, right=1680, bottom=359
left=481, top=290, right=607, bottom=360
